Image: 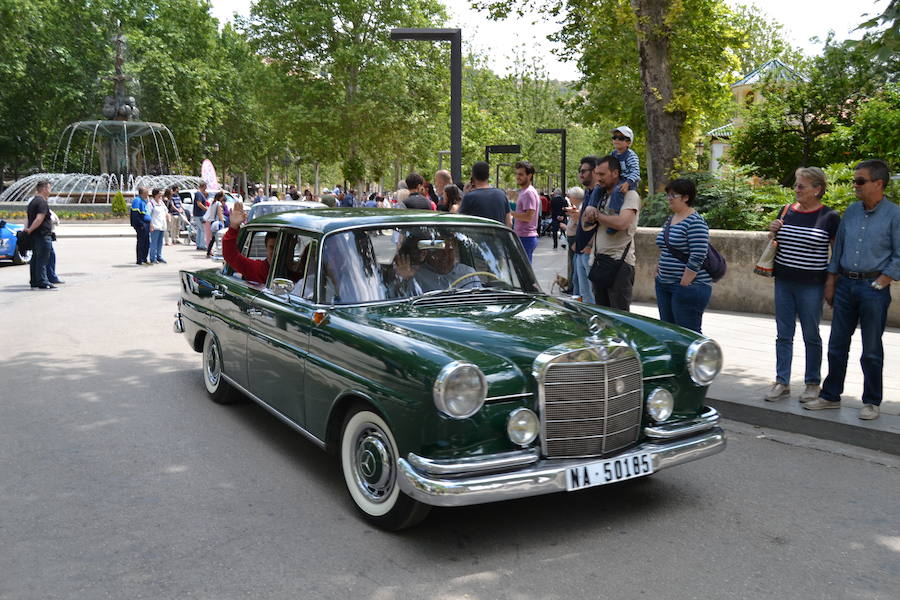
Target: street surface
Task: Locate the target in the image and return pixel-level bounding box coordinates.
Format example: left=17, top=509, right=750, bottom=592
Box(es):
left=2, top=235, right=898, bottom=599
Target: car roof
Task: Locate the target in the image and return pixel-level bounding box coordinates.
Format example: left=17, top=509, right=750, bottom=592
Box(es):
left=250, top=200, right=325, bottom=209
left=248, top=208, right=507, bottom=234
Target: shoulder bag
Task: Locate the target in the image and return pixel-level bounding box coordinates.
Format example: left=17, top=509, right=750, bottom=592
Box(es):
left=663, top=215, right=727, bottom=282
left=588, top=241, right=632, bottom=288
left=753, top=204, right=792, bottom=277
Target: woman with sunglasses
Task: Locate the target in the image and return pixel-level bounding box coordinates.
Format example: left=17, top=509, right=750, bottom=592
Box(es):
left=765, top=167, right=840, bottom=403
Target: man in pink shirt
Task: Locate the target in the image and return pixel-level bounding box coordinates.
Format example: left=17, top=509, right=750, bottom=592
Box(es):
left=512, top=160, right=540, bottom=262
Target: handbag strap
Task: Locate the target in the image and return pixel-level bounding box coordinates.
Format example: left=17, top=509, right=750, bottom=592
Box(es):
left=663, top=216, right=690, bottom=264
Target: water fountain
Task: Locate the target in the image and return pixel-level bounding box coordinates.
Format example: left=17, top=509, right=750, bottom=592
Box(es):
left=0, top=33, right=201, bottom=205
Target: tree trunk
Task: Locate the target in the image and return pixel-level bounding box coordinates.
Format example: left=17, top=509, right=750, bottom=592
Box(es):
left=630, top=0, right=686, bottom=194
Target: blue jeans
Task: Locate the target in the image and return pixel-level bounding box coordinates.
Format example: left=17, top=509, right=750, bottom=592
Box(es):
left=149, top=229, right=164, bottom=262
left=774, top=278, right=824, bottom=385
left=572, top=252, right=595, bottom=303
left=821, top=277, right=892, bottom=406
left=47, top=243, right=59, bottom=283
left=655, top=279, right=712, bottom=333
left=29, top=234, right=52, bottom=287
left=519, top=236, right=538, bottom=263
left=193, top=216, right=206, bottom=250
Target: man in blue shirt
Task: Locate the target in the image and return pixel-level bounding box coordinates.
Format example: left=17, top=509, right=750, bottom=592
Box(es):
left=805, top=159, right=900, bottom=420
left=130, top=186, right=152, bottom=265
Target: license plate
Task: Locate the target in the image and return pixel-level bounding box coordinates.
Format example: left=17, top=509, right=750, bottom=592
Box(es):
left=565, top=452, right=654, bottom=491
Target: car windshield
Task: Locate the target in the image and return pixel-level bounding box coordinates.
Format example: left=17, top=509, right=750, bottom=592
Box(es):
left=249, top=203, right=307, bottom=220
left=317, top=225, right=539, bottom=305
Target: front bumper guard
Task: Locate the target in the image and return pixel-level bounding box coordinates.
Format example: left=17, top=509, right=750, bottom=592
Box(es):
left=398, top=420, right=726, bottom=508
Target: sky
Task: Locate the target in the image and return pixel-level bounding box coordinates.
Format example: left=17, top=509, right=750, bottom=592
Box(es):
left=209, top=0, right=890, bottom=81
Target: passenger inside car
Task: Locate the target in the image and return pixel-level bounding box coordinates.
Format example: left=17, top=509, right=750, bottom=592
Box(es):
left=391, top=233, right=480, bottom=296
left=222, top=202, right=276, bottom=284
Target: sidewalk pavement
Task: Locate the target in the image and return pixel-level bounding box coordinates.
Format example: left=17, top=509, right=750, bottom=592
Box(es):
left=55, top=224, right=900, bottom=455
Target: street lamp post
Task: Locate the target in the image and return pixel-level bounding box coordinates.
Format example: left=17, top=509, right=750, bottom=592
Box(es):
left=437, top=150, right=451, bottom=171
left=495, top=162, right=511, bottom=189
left=484, top=145, right=521, bottom=187
left=536, top=128, right=566, bottom=192
left=390, top=28, right=462, bottom=185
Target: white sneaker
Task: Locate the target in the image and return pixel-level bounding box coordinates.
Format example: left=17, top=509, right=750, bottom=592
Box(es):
left=799, top=384, right=821, bottom=403
left=859, top=404, right=880, bottom=420
left=765, top=382, right=790, bottom=402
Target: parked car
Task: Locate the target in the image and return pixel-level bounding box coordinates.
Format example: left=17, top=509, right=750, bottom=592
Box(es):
left=0, top=220, right=27, bottom=264
left=175, top=209, right=726, bottom=530
left=178, top=189, right=243, bottom=217
left=207, top=199, right=328, bottom=257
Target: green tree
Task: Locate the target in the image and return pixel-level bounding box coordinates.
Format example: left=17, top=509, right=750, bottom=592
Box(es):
left=242, top=0, right=450, bottom=189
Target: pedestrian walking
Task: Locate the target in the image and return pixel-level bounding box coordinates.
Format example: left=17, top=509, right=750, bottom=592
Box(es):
left=805, top=159, right=899, bottom=420
left=585, top=155, right=641, bottom=310
left=205, top=191, right=226, bottom=258
left=130, top=186, right=152, bottom=265
left=459, top=161, right=510, bottom=225
left=148, top=188, right=167, bottom=264
left=549, top=188, right=567, bottom=249
left=511, top=161, right=540, bottom=263
left=23, top=180, right=57, bottom=289
left=654, top=178, right=713, bottom=333
left=192, top=182, right=208, bottom=250
left=765, top=167, right=840, bottom=402
left=165, top=186, right=187, bottom=245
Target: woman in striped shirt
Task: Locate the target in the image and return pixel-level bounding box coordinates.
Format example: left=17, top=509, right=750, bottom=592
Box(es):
left=765, top=167, right=840, bottom=402
left=654, top=178, right=713, bottom=333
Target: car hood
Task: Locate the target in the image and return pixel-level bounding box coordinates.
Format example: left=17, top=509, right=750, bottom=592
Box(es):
left=353, top=294, right=697, bottom=385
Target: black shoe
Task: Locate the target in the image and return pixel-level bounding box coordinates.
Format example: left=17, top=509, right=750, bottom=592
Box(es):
left=49, top=280, right=64, bottom=284
left=33, top=283, right=57, bottom=290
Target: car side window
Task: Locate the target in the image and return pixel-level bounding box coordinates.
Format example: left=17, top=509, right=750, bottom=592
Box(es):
left=273, top=231, right=318, bottom=301
left=244, top=230, right=271, bottom=260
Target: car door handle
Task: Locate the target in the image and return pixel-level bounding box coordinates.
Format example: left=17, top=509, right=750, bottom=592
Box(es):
left=247, top=308, right=264, bottom=317
left=211, top=290, right=225, bottom=299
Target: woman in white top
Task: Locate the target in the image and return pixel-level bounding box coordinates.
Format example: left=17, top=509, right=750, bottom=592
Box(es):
left=148, top=188, right=168, bottom=264
left=204, top=192, right=226, bottom=257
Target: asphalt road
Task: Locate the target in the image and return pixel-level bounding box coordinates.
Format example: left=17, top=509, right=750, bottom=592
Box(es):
left=2, top=237, right=898, bottom=600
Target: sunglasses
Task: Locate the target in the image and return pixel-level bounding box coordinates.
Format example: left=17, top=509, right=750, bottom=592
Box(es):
left=852, top=178, right=872, bottom=186
left=611, top=135, right=630, bottom=141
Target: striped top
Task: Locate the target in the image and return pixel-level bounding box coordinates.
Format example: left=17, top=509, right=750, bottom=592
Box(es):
left=774, top=204, right=839, bottom=284
left=611, top=148, right=640, bottom=188
left=655, top=212, right=712, bottom=286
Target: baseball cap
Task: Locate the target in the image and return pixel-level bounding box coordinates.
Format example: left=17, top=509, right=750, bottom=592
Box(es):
left=612, top=126, right=634, bottom=141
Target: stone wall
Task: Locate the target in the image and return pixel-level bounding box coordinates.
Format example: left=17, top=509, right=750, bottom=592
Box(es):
left=632, top=227, right=900, bottom=327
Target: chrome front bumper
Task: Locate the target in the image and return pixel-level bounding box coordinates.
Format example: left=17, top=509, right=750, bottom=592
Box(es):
left=397, top=409, right=726, bottom=508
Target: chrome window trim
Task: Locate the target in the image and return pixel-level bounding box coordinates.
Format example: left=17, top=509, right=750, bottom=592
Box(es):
left=643, top=406, right=720, bottom=439
left=533, top=336, right=643, bottom=458
left=221, top=374, right=326, bottom=449
left=407, top=448, right=539, bottom=477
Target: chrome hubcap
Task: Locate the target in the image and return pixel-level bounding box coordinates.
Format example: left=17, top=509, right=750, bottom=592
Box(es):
left=205, top=340, right=220, bottom=387
left=353, top=428, right=393, bottom=503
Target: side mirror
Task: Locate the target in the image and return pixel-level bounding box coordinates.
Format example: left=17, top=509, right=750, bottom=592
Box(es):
left=271, top=277, right=293, bottom=297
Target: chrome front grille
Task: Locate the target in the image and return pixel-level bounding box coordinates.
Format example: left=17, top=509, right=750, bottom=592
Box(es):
left=541, top=354, right=643, bottom=458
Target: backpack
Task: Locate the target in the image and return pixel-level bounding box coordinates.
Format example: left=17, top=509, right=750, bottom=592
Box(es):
left=663, top=216, right=727, bottom=282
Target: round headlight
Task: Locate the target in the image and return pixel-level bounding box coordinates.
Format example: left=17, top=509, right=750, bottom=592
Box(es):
left=433, top=362, right=487, bottom=419
left=646, top=388, right=674, bottom=422
left=506, top=408, right=539, bottom=446
left=686, top=339, right=723, bottom=386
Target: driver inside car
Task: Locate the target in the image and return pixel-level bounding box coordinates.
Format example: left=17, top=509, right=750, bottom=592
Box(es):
left=392, top=233, right=480, bottom=296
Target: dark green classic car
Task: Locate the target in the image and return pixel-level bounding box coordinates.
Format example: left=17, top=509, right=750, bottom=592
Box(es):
left=175, top=209, right=726, bottom=530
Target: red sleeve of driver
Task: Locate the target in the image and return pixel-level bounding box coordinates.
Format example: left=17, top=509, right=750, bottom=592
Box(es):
left=222, top=227, right=269, bottom=283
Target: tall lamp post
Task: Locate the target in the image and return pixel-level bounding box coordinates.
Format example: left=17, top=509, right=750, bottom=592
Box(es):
left=495, top=162, right=511, bottom=189
left=536, top=128, right=566, bottom=192
left=437, top=150, right=451, bottom=171
left=390, top=28, right=462, bottom=185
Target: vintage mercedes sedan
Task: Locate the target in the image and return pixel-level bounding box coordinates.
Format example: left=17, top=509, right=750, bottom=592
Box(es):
left=175, top=209, right=726, bottom=530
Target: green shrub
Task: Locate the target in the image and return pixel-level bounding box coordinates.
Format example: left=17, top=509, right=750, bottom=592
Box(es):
left=111, top=191, right=127, bottom=216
